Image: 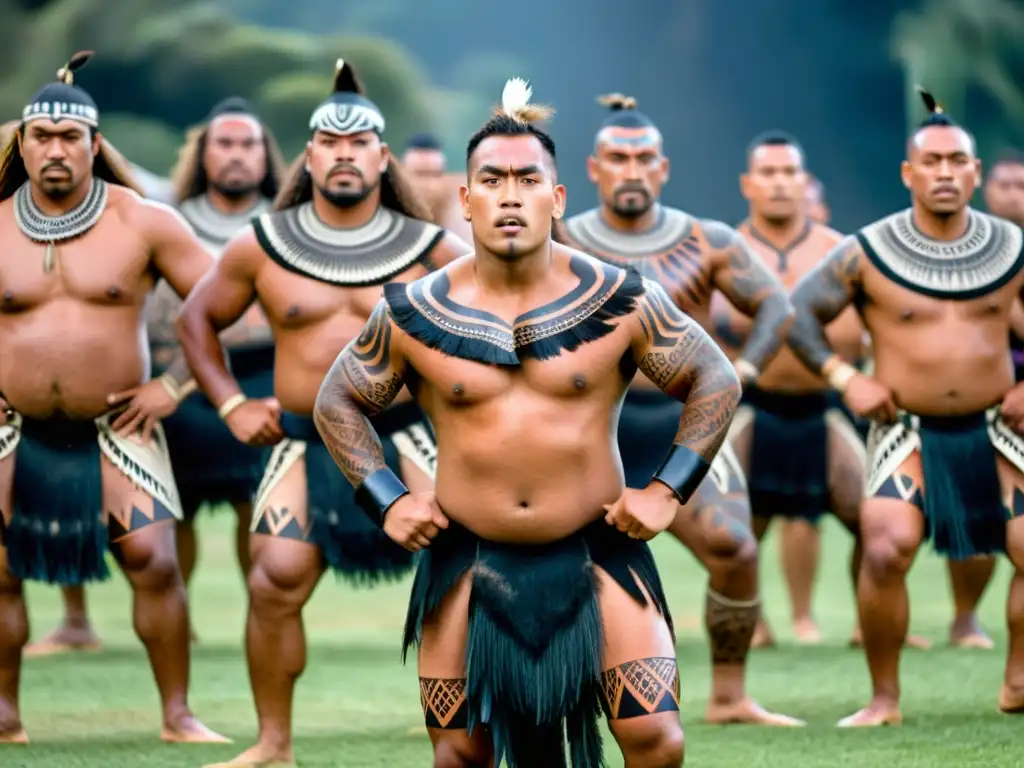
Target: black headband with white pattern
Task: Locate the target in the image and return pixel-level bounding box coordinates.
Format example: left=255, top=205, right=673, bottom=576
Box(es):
left=23, top=50, right=99, bottom=129
left=308, top=58, right=385, bottom=136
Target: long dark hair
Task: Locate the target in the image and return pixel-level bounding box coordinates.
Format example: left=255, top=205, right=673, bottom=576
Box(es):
left=0, top=125, right=143, bottom=202
left=170, top=121, right=287, bottom=204
left=273, top=149, right=434, bottom=222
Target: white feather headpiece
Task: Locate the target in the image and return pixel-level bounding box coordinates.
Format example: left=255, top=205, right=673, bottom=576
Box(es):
left=502, top=78, right=532, bottom=121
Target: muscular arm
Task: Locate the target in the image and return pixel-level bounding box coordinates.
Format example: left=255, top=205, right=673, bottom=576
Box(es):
left=632, top=281, right=742, bottom=464
left=314, top=299, right=408, bottom=487
left=143, top=202, right=215, bottom=385
left=786, top=236, right=865, bottom=373
left=704, top=220, right=795, bottom=371
left=175, top=231, right=261, bottom=407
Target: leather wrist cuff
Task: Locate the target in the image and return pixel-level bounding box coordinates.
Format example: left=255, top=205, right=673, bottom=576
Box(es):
left=652, top=445, right=712, bottom=505
left=354, top=468, right=409, bottom=527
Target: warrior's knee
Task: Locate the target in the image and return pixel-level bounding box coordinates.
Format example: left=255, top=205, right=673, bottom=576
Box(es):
left=247, top=557, right=310, bottom=618
left=0, top=578, right=27, bottom=649
left=123, top=546, right=180, bottom=592
left=706, top=523, right=757, bottom=571
left=863, top=536, right=914, bottom=582
left=432, top=737, right=488, bottom=768
left=617, top=716, right=685, bottom=768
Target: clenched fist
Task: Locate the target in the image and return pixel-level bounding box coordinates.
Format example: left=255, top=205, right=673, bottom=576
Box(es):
left=383, top=491, right=449, bottom=552
left=604, top=484, right=679, bottom=541
left=843, top=374, right=898, bottom=423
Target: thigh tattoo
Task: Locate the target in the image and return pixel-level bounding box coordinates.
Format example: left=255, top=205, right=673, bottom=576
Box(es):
left=420, top=677, right=469, bottom=729
left=601, top=657, right=680, bottom=720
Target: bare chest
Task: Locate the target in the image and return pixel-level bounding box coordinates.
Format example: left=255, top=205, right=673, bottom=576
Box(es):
left=0, top=225, right=152, bottom=311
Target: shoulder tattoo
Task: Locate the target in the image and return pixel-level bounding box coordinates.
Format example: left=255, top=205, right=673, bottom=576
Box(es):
left=702, top=219, right=781, bottom=313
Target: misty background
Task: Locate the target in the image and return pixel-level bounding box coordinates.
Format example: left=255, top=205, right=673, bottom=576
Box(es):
left=3, top=0, right=1023, bottom=232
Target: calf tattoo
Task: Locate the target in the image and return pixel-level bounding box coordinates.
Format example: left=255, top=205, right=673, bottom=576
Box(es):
left=420, top=677, right=469, bottom=729
left=704, top=220, right=791, bottom=370
left=787, top=237, right=864, bottom=372
left=705, top=588, right=759, bottom=665
left=635, top=281, right=741, bottom=462
left=315, top=300, right=403, bottom=487
left=602, top=657, right=681, bottom=719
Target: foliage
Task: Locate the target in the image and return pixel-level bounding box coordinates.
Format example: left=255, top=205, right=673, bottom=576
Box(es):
left=0, top=0, right=470, bottom=175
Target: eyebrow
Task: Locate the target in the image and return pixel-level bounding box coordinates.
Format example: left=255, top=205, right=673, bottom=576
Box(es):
left=477, top=164, right=542, bottom=177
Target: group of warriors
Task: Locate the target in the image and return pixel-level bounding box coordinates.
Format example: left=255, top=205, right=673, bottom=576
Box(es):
left=0, top=47, right=1021, bottom=768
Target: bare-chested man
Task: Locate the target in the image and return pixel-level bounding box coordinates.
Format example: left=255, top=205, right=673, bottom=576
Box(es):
left=786, top=89, right=1024, bottom=726
left=987, top=150, right=1024, bottom=384
left=0, top=51, right=225, bottom=744
left=559, top=94, right=801, bottom=727
left=314, top=76, right=738, bottom=768
left=30, top=97, right=289, bottom=655
left=402, top=132, right=447, bottom=208
left=710, top=132, right=867, bottom=647
left=176, top=59, right=468, bottom=767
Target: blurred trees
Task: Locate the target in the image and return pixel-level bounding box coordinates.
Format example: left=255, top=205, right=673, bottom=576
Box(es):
left=892, top=0, right=1024, bottom=160
left=0, top=0, right=463, bottom=174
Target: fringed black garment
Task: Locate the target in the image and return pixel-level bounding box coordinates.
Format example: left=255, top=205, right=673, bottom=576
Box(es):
left=403, top=519, right=673, bottom=768
left=915, top=412, right=1007, bottom=558
left=744, top=385, right=836, bottom=522
left=3, top=416, right=109, bottom=584
left=157, top=342, right=275, bottom=513
left=384, top=255, right=645, bottom=366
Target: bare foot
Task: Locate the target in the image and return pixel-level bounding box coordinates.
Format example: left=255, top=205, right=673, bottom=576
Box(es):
left=0, top=728, right=28, bottom=744
left=949, top=617, right=994, bottom=650
left=203, top=743, right=295, bottom=767
left=23, top=625, right=102, bottom=658
left=998, top=684, right=1024, bottom=713
left=837, top=700, right=902, bottom=727
left=705, top=699, right=806, bottom=726
left=849, top=629, right=931, bottom=650
left=751, top=619, right=776, bottom=649
left=793, top=618, right=822, bottom=645
left=161, top=714, right=232, bottom=744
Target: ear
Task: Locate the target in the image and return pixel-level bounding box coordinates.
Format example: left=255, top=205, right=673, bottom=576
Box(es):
left=378, top=140, right=390, bottom=173
left=552, top=183, right=567, bottom=220
left=900, top=159, right=912, bottom=190
left=459, top=183, right=471, bottom=221
left=304, top=140, right=312, bottom=173
left=739, top=171, right=752, bottom=201
left=15, top=129, right=23, bottom=158
left=586, top=154, right=600, bottom=185
left=92, top=131, right=102, bottom=156
left=974, top=158, right=983, bottom=189
left=660, top=155, right=670, bottom=185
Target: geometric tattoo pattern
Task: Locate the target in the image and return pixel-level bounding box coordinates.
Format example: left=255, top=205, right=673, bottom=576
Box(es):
left=420, top=677, right=468, bottom=729
left=601, top=657, right=680, bottom=720
left=874, top=470, right=923, bottom=511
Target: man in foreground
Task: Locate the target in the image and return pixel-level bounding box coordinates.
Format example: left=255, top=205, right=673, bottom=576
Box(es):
left=177, top=58, right=467, bottom=767
left=560, top=94, right=800, bottom=726
left=786, top=88, right=1024, bottom=726
left=0, top=51, right=225, bottom=744
left=316, top=77, right=742, bottom=768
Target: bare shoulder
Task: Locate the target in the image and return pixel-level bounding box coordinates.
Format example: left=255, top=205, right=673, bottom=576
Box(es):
left=220, top=225, right=270, bottom=273
left=697, top=218, right=743, bottom=250
left=429, top=230, right=472, bottom=267
left=112, top=186, right=191, bottom=234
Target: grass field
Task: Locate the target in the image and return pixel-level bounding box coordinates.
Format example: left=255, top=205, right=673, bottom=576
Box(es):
left=6, top=514, right=1023, bottom=767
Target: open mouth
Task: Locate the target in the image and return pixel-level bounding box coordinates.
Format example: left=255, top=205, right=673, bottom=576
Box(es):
left=497, top=217, right=525, bottom=233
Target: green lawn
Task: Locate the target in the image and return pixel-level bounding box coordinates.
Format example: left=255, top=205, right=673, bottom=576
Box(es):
left=7, top=515, right=1022, bottom=767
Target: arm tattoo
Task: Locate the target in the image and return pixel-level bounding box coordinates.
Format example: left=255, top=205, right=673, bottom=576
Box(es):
left=704, top=220, right=793, bottom=370
left=787, top=236, right=864, bottom=372
left=314, top=300, right=406, bottom=487
left=635, top=281, right=742, bottom=462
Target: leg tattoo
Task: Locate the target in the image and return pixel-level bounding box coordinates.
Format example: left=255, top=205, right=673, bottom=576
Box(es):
left=421, top=677, right=469, bottom=729
left=602, top=657, right=680, bottom=720
left=706, top=588, right=760, bottom=664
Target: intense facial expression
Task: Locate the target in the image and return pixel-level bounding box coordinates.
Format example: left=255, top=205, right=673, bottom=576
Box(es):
left=588, top=126, right=668, bottom=219
left=461, top=134, right=565, bottom=260
left=984, top=161, right=1024, bottom=224
left=741, top=143, right=807, bottom=223
left=305, top=129, right=388, bottom=208
left=901, top=125, right=980, bottom=215
left=19, top=119, right=99, bottom=200
left=203, top=115, right=267, bottom=199
left=402, top=147, right=446, bottom=203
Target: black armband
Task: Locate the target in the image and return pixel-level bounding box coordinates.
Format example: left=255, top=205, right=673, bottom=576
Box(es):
left=652, top=445, right=712, bottom=505
left=354, top=468, right=409, bottom=527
